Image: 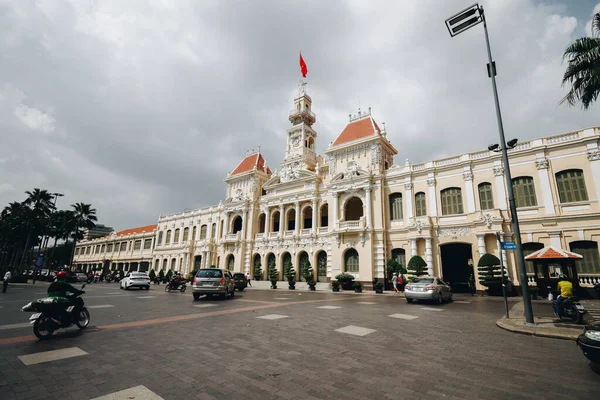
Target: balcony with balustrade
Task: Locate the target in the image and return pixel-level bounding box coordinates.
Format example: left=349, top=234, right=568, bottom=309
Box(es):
left=339, top=217, right=365, bottom=231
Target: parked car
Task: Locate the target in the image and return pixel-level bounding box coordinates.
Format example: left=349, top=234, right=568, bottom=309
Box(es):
left=405, top=276, right=452, bottom=304
left=75, top=273, right=87, bottom=282
left=120, top=272, right=151, bottom=290
left=232, top=273, right=248, bottom=291
left=192, top=268, right=235, bottom=300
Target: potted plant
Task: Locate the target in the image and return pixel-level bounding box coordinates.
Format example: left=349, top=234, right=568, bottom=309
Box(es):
left=268, top=262, right=278, bottom=289
left=158, top=269, right=165, bottom=283
left=374, top=281, right=384, bottom=294
left=303, top=266, right=316, bottom=291
left=353, top=281, right=363, bottom=293
left=308, top=279, right=317, bottom=291
left=331, top=280, right=340, bottom=292
left=335, top=273, right=355, bottom=290
left=407, top=256, right=428, bottom=277
left=253, top=262, right=263, bottom=281
left=477, top=253, right=503, bottom=296
left=284, top=261, right=296, bottom=290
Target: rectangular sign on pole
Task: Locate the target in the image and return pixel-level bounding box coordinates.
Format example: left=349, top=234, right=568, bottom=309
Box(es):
left=502, top=241, right=517, bottom=250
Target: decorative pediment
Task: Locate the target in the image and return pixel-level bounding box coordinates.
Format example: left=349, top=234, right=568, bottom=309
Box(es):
left=263, top=167, right=317, bottom=189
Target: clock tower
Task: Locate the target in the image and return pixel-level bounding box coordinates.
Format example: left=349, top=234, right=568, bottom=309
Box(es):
left=281, top=81, right=318, bottom=172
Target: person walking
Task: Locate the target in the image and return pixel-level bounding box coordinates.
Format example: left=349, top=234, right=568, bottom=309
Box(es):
left=468, top=272, right=476, bottom=296
left=392, top=272, right=399, bottom=293
left=2, top=267, right=12, bottom=293
left=245, top=271, right=252, bottom=287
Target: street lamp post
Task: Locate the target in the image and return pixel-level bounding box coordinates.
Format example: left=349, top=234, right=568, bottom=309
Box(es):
left=445, top=4, right=535, bottom=324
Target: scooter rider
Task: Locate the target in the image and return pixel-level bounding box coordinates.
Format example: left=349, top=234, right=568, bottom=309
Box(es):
left=554, top=273, right=573, bottom=321
left=48, top=271, right=85, bottom=317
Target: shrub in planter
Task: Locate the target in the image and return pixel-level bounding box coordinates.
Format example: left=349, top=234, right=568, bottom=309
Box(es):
left=283, top=260, right=296, bottom=289
left=253, top=262, right=263, bottom=281
left=374, top=281, right=384, bottom=293
left=158, top=269, right=165, bottom=283
left=308, top=280, right=317, bottom=291
left=407, top=256, right=428, bottom=277
left=477, top=253, right=503, bottom=295
left=331, top=280, right=340, bottom=292
left=268, top=262, right=278, bottom=289
left=335, top=273, right=355, bottom=290
left=353, top=281, right=363, bottom=293
left=148, top=269, right=156, bottom=280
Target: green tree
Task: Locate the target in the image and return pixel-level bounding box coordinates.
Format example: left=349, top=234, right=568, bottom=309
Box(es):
left=158, top=269, right=165, bottom=282
left=20, top=189, right=56, bottom=268
left=386, top=258, right=406, bottom=281
left=407, top=255, right=428, bottom=276
left=148, top=269, right=156, bottom=280
left=560, top=12, right=600, bottom=109
left=253, top=261, right=263, bottom=280
left=477, top=253, right=502, bottom=288
left=68, top=203, right=97, bottom=265
left=165, top=269, right=173, bottom=282
left=283, top=260, right=296, bottom=282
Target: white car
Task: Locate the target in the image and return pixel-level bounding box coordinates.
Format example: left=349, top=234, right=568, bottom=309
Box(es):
left=120, top=272, right=151, bottom=290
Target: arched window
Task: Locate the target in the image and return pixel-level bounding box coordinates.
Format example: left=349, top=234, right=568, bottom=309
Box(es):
left=415, top=192, right=426, bottom=217
left=287, top=209, right=296, bottom=230
left=389, top=193, right=403, bottom=220
left=391, top=248, right=406, bottom=268
left=345, top=249, right=359, bottom=273
left=192, top=226, right=197, bottom=241
left=258, top=213, right=266, bottom=233
left=272, top=210, right=281, bottom=232
left=211, top=223, right=216, bottom=238
left=232, top=216, right=242, bottom=234
left=345, top=197, right=363, bottom=221
left=162, top=259, right=167, bottom=271
left=174, top=229, right=181, bottom=242
left=512, top=177, right=537, bottom=207
left=570, top=241, right=600, bottom=274
left=227, top=254, right=235, bottom=271
left=478, top=182, right=494, bottom=210
left=182, top=227, right=189, bottom=241
left=303, top=206, right=312, bottom=229
left=556, top=169, right=588, bottom=203
left=170, top=258, right=176, bottom=270
left=165, top=230, right=172, bottom=245
left=200, top=225, right=207, bottom=239
left=320, top=204, right=328, bottom=227
left=440, top=188, right=463, bottom=215
left=157, top=231, right=163, bottom=246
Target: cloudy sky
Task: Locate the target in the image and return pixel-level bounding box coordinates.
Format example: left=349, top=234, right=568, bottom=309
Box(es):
left=1, top=0, right=599, bottom=231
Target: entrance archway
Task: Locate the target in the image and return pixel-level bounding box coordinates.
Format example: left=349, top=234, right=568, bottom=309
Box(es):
left=316, top=251, right=327, bottom=282
left=194, top=255, right=202, bottom=270
left=226, top=254, right=235, bottom=271
left=267, top=252, right=276, bottom=279
left=298, top=251, right=310, bottom=281
left=440, top=243, right=473, bottom=292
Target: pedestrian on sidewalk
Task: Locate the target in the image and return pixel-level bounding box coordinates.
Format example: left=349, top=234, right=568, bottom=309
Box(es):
left=392, top=272, right=399, bottom=293
left=2, top=267, right=12, bottom=293
left=468, top=273, right=476, bottom=296
left=399, top=273, right=405, bottom=292
left=245, top=271, right=252, bottom=287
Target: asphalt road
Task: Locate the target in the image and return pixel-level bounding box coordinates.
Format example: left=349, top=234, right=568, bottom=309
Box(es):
left=0, top=282, right=599, bottom=399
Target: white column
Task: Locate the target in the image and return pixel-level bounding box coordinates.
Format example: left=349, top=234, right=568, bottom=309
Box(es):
left=333, top=194, right=339, bottom=230
left=535, top=157, right=555, bottom=215
left=404, top=182, right=413, bottom=225
left=463, top=169, right=476, bottom=213
left=223, top=213, right=229, bottom=237
left=311, top=199, right=317, bottom=234
left=477, top=234, right=486, bottom=256
left=425, top=237, right=434, bottom=276
left=427, top=177, right=438, bottom=217
left=549, top=231, right=561, bottom=248
left=207, top=220, right=212, bottom=241
left=365, top=187, right=372, bottom=229
left=265, top=207, right=270, bottom=235
left=242, top=208, right=248, bottom=239
left=410, top=238, right=417, bottom=258
left=587, top=148, right=600, bottom=201
left=294, top=202, right=300, bottom=235
left=279, top=204, right=284, bottom=238
left=494, top=165, right=508, bottom=210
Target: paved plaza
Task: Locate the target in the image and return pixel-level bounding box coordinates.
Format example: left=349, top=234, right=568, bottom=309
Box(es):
left=0, top=283, right=599, bottom=400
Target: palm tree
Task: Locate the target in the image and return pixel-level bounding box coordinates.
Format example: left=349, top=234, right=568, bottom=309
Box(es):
left=560, top=12, right=600, bottom=109
left=0, top=202, right=29, bottom=268
left=68, top=203, right=97, bottom=265
left=19, top=189, right=56, bottom=268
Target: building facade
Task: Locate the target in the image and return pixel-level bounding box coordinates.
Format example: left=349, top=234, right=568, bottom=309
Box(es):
left=73, top=84, right=600, bottom=290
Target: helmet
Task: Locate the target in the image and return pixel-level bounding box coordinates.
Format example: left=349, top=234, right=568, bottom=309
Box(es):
left=56, top=271, right=67, bottom=280
left=558, top=273, right=567, bottom=280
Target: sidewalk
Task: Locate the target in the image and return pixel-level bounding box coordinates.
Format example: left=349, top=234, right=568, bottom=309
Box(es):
left=496, top=301, right=586, bottom=340
left=246, top=280, right=405, bottom=296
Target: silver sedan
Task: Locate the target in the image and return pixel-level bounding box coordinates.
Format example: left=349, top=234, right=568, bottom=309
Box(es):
left=404, top=276, right=452, bottom=304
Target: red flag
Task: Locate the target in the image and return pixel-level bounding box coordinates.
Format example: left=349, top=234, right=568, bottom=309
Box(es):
left=299, top=52, right=308, bottom=78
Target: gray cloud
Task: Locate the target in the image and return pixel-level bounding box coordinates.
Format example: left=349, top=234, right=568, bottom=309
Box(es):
left=1, top=0, right=599, bottom=230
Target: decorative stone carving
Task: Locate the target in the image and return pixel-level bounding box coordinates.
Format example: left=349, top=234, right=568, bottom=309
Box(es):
left=427, top=178, right=436, bottom=187
left=437, top=227, right=472, bottom=238
left=493, top=166, right=504, bottom=176
left=371, top=143, right=382, bottom=165
left=234, top=189, right=244, bottom=201
left=280, top=165, right=301, bottom=183
left=413, top=220, right=425, bottom=234
left=482, top=213, right=493, bottom=228
left=587, top=149, right=600, bottom=161
left=535, top=158, right=549, bottom=170
left=346, top=161, right=359, bottom=178
left=359, top=231, right=366, bottom=246
left=404, top=183, right=413, bottom=191
left=462, top=171, right=473, bottom=181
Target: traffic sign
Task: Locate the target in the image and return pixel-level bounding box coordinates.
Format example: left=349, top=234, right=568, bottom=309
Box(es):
left=502, top=241, right=517, bottom=250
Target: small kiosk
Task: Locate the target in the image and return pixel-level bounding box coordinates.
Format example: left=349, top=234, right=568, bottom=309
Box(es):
left=524, top=246, right=583, bottom=298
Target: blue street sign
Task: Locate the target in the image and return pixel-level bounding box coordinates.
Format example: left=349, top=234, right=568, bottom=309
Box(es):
left=502, top=241, right=517, bottom=250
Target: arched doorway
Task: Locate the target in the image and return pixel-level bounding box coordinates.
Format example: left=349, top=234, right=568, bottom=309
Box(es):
left=232, top=216, right=242, bottom=234
left=316, top=251, right=327, bottom=282
left=282, top=252, right=292, bottom=277
left=344, top=248, right=359, bottom=273
left=440, top=243, right=473, bottom=292
left=194, top=255, right=202, bottom=270
left=287, top=209, right=296, bottom=231
left=226, top=254, right=235, bottom=271
left=345, top=197, right=363, bottom=221
left=253, top=253, right=262, bottom=279
left=298, top=251, right=310, bottom=281
left=391, top=248, right=406, bottom=269
left=267, top=253, right=276, bottom=279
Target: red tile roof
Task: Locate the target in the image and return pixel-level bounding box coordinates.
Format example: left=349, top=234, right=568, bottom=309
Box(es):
left=230, top=153, right=271, bottom=176
left=524, top=246, right=583, bottom=260
left=332, top=116, right=381, bottom=146
left=115, top=224, right=157, bottom=237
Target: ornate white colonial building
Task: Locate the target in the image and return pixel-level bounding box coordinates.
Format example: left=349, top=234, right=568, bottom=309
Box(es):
left=73, top=84, right=600, bottom=291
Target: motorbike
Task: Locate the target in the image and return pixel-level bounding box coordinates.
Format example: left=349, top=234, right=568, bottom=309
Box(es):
left=165, top=279, right=186, bottom=293
left=21, top=283, right=90, bottom=339
left=553, top=296, right=587, bottom=324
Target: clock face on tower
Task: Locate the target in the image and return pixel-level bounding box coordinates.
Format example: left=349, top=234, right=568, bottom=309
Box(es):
left=293, top=138, right=300, bottom=147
